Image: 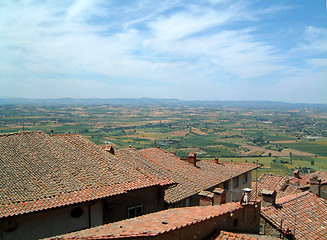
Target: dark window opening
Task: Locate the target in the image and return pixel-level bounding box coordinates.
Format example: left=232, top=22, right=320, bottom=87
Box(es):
left=224, top=181, right=229, bottom=190
left=128, top=205, right=143, bottom=218
left=234, top=176, right=239, bottom=187
left=243, top=173, right=248, bottom=184
left=71, top=207, right=83, bottom=218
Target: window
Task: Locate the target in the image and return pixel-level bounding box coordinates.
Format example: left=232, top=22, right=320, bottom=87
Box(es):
left=243, top=173, right=248, bottom=184
left=234, top=176, right=239, bottom=187
left=185, top=197, right=191, bottom=207
left=224, top=181, right=229, bottom=190
left=71, top=207, right=83, bottom=218
left=1, top=220, right=18, bottom=232
left=128, top=205, right=143, bottom=218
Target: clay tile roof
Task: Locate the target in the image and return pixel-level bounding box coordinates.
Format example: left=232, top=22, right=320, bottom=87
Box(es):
left=260, top=189, right=276, bottom=196
left=216, top=231, right=279, bottom=240
left=288, top=170, right=327, bottom=188
left=46, top=202, right=242, bottom=240
left=251, top=174, right=302, bottom=201
left=0, top=132, right=173, bottom=218
left=214, top=188, right=225, bottom=194
left=198, top=190, right=214, bottom=198
left=261, top=191, right=327, bottom=240
left=140, top=148, right=259, bottom=204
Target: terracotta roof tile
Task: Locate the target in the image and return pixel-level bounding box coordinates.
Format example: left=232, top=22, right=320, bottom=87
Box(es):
left=261, top=191, right=327, bottom=240
left=288, top=170, right=327, bottom=188
left=140, top=148, right=259, bottom=204
left=216, top=231, right=279, bottom=240
left=0, top=132, right=173, bottom=218
left=251, top=174, right=302, bottom=202
left=46, top=202, right=242, bottom=240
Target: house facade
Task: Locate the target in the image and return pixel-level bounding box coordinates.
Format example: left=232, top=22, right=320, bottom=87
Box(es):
left=139, top=148, right=259, bottom=207
left=0, top=132, right=173, bottom=240
left=47, top=201, right=261, bottom=240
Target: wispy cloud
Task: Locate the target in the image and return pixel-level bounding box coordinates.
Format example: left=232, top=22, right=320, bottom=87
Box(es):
left=0, top=0, right=326, bottom=103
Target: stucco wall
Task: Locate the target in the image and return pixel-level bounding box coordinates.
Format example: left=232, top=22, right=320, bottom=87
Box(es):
left=0, top=186, right=164, bottom=240
left=103, top=185, right=164, bottom=223
left=141, top=203, right=260, bottom=240
left=0, top=201, right=103, bottom=240
left=214, top=172, right=252, bottom=202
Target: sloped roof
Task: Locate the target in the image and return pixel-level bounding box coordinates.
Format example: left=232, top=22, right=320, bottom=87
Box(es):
left=0, top=132, right=173, bottom=218
left=215, top=231, right=279, bottom=240
left=46, top=202, right=242, bottom=240
left=251, top=174, right=301, bottom=202
left=288, top=170, right=327, bottom=188
left=261, top=191, right=327, bottom=240
left=140, top=148, right=259, bottom=204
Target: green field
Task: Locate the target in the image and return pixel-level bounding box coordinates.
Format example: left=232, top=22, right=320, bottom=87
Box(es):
left=1, top=103, right=327, bottom=178
left=283, top=142, right=327, bottom=156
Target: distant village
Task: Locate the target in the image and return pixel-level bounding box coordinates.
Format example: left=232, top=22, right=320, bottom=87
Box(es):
left=0, top=131, right=326, bottom=240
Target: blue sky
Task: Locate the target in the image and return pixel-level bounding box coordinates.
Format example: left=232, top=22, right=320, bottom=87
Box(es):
left=1, top=0, right=326, bottom=103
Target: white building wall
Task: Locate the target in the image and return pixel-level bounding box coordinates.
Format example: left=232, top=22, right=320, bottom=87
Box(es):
left=225, top=171, right=252, bottom=202
left=0, top=200, right=103, bottom=240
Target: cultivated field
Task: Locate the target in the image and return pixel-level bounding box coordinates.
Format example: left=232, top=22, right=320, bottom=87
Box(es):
left=1, top=102, right=327, bottom=176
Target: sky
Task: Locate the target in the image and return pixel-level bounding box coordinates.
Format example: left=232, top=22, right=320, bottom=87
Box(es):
left=1, top=0, right=327, bottom=103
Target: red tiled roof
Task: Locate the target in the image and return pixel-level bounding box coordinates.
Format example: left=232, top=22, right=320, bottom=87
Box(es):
left=140, top=148, right=259, bottom=204
left=216, top=231, right=279, bottom=240
left=46, top=202, right=242, bottom=240
left=261, top=191, right=327, bottom=240
left=216, top=231, right=257, bottom=240
left=0, top=132, right=173, bottom=218
left=288, top=170, right=327, bottom=188
left=251, top=174, right=301, bottom=202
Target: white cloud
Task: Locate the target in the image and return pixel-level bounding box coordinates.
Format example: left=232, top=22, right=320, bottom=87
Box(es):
left=0, top=0, right=326, bottom=103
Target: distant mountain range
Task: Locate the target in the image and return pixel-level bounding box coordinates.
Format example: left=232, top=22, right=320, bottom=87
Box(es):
left=0, top=97, right=326, bottom=109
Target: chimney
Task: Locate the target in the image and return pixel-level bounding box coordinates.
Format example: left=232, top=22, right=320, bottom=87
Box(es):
left=310, top=175, right=321, bottom=197
left=198, top=191, right=214, bottom=206
left=105, top=145, right=115, bottom=155
left=215, top=157, right=219, bottom=164
left=188, top=152, right=197, bottom=167
left=213, top=188, right=226, bottom=205
left=241, top=188, right=252, bottom=205
left=260, top=189, right=277, bottom=207
left=293, top=169, right=300, bottom=178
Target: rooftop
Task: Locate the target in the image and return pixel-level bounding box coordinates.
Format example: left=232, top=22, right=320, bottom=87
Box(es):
left=140, top=147, right=259, bottom=204
left=0, top=132, right=173, bottom=218
left=251, top=174, right=302, bottom=202
left=216, top=231, right=280, bottom=240
left=288, top=170, right=327, bottom=188
left=46, top=202, right=243, bottom=240
left=261, top=191, right=327, bottom=240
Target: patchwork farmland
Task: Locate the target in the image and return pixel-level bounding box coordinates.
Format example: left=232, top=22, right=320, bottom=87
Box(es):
left=1, top=101, right=327, bottom=177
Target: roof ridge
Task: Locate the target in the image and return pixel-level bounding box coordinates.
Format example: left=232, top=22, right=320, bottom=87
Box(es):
left=276, top=191, right=310, bottom=205
left=0, top=131, right=43, bottom=137
left=50, top=133, right=81, bottom=136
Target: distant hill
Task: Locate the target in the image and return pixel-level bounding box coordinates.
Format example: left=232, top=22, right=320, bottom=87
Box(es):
left=0, top=97, right=326, bottom=109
